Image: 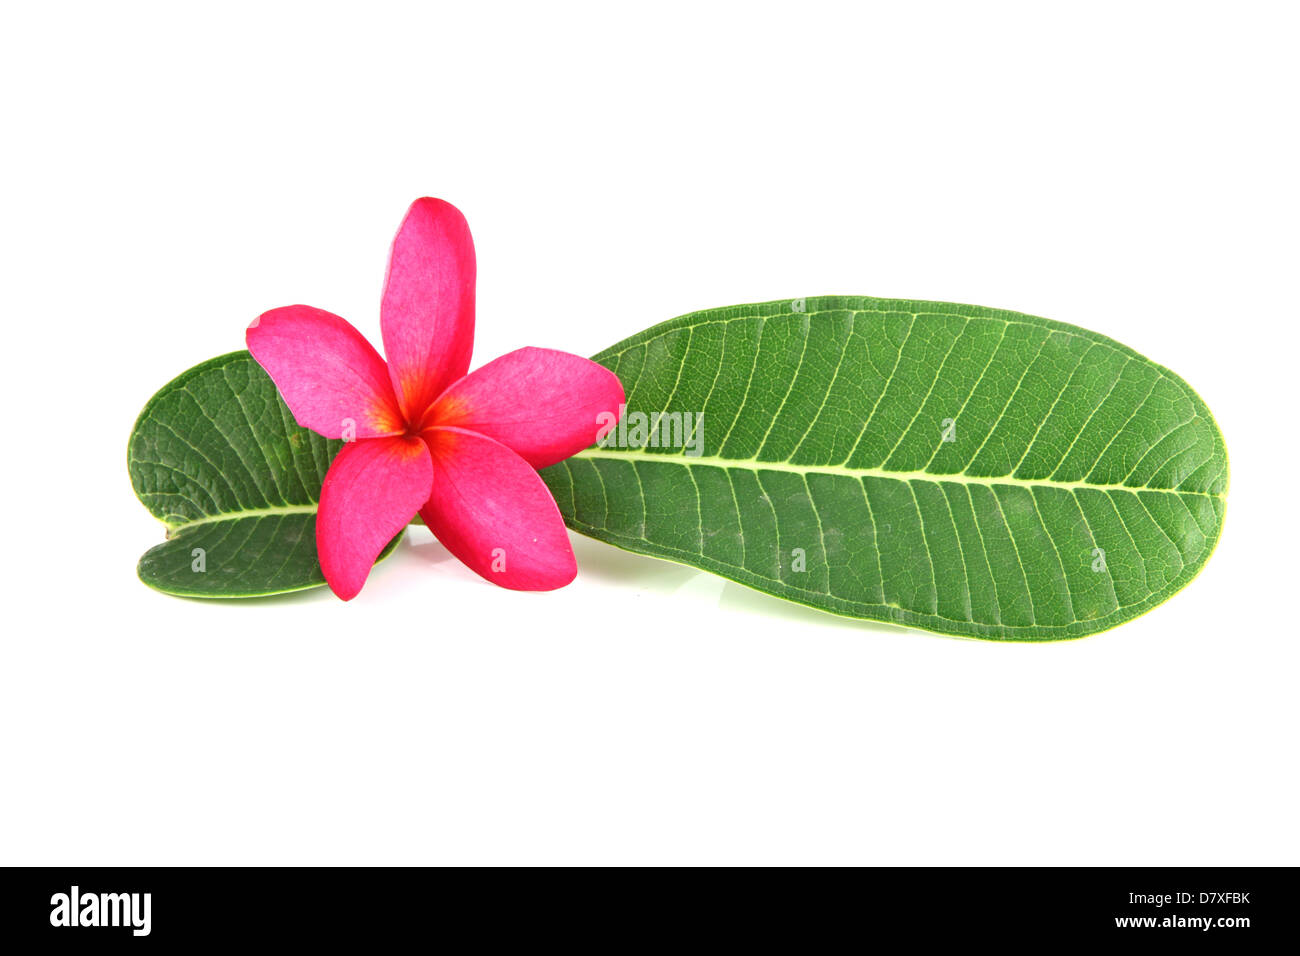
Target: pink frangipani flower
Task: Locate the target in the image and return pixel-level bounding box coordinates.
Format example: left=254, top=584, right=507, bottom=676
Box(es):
left=246, top=198, right=624, bottom=600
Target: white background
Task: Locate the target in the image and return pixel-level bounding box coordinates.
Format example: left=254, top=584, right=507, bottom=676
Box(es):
left=2, top=2, right=1296, bottom=865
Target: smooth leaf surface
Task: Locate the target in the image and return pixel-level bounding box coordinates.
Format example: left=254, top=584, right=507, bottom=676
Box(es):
left=129, top=351, right=397, bottom=598
left=542, top=296, right=1228, bottom=640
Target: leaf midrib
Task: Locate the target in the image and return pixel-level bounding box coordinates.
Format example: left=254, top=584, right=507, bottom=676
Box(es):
left=571, top=448, right=1223, bottom=498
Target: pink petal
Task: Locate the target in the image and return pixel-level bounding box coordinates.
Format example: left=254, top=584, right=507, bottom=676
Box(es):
left=431, top=348, right=625, bottom=468
left=381, top=198, right=476, bottom=425
left=420, top=427, right=577, bottom=591
left=317, top=436, right=433, bottom=600
left=247, top=305, right=404, bottom=439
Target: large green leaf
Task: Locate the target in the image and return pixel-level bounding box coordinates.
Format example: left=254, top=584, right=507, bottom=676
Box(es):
left=129, top=351, right=398, bottom=598
left=542, top=296, right=1228, bottom=640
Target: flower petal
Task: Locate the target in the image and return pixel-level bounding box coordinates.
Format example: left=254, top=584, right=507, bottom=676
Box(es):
left=247, top=305, right=404, bottom=439
left=420, top=427, right=577, bottom=591
left=317, top=436, right=433, bottom=600
left=381, top=198, right=476, bottom=424
left=431, top=348, right=625, bottom=468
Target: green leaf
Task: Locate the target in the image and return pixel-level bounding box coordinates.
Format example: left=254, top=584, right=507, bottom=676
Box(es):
left=128, top=351, right=398, bottom=598
left=542, top=296, right=1228, bottom=640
